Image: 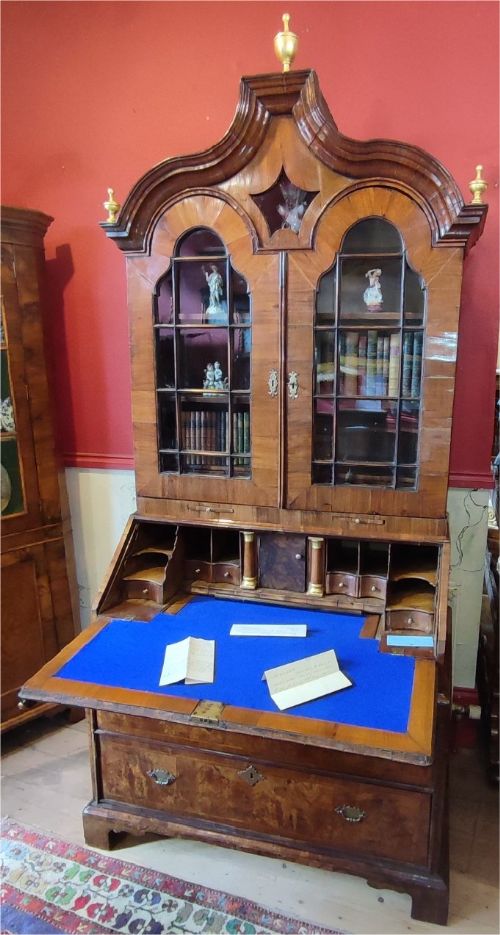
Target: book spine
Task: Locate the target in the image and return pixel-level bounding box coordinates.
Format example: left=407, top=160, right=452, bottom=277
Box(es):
left=388, top=334, right=400, bottom=396
left=338, top=332, right=346, bottom=392
left=195, top=411, right=201, bottom=465
left=232, top=412, right=238, bottom=465
left=376, top=334, right=384, bottom=395
left=411, top=332, right=423, bottom=397
left=382, top=335, right=390, bottom=395
left=200, top=411, right=207, bottom=456
left=366, top=330, right=377, bottom=396
left=237, top=412, right=244, bottom=463
left=357, top=333, right=367, bottom=395
left=402, top=332, right=413, bottom=397
left=344, top=331, right=359, bottom=396
left=243, top=410, right=250, bottom=456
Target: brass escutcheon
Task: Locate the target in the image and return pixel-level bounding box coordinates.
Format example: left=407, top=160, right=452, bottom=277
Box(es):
left=238, top=764, right=264, bottom=786
left=147, top=768, right=176, bottom=786
left=335, top=804, right=366, bottom=823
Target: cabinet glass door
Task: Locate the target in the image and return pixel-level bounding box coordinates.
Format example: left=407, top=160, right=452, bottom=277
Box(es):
left=311, top=218, right=425, bottom=490
left=129, top=198, right=281, bottom=509
left=285, top=205, right=438, bottom=518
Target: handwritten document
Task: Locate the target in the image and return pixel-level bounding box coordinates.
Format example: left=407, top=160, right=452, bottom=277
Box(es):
left=264, top=649, right=351, bottom=711
left=159, top=636, right=215, bottom=686
left=230, top=623, right=307, bottom=637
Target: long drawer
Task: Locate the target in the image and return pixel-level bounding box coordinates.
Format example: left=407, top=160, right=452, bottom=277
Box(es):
left=97, top=732, right=431, bottom=865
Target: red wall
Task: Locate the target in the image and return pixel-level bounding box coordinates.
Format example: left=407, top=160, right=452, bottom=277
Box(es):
left=2, top=1, right=499, bottom=484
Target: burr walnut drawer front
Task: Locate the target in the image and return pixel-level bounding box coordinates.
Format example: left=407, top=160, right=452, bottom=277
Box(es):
left=97, top=734, right=430, bottom=864
left=325, top=572, right=358, bottom=597
left=212, top=562, right=241, bottom=586
left=386, top=609, right=434, bottom=633
left=359, top=575, right=387, bottom=600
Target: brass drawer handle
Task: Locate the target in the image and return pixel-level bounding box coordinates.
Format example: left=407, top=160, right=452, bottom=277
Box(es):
left=335, top=804, right=366, bottom=823
left=147, top=768, right=176, bottom=786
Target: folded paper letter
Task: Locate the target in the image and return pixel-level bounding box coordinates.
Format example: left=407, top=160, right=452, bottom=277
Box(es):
left=159, top=636, right=215, bottom=686
left=264, top=649, right=351, bottom=710
left=230, top=623, right=307, bottom=637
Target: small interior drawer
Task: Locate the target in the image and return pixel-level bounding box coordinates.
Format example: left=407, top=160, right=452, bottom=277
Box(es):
left=325, top=572, right=358, bottom=597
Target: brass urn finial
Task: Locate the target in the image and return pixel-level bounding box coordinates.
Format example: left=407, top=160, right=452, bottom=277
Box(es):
left=469, top=165, right=488, bottom=205
left=274, top=13, right=298, bottom=72
left=103, top=188, right=120, bottom=223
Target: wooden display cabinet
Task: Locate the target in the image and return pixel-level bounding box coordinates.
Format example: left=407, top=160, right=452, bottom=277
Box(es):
left=21, top=65, right=487, bottom=924
left=1, top=206, right=79, bottom=731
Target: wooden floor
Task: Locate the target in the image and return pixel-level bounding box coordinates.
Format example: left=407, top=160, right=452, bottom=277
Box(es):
left=1, top=712, right=498, bottom=934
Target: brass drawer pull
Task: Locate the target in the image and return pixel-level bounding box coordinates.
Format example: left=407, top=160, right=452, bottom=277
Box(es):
left=335, top=804, right=366, bottom=823
left=238, top=764, right=264, bottom=786
left=147, top=768, right=176, bottom=786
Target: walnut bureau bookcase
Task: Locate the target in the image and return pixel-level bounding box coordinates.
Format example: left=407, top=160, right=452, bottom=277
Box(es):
left=21, top=67, right=487, bottom=924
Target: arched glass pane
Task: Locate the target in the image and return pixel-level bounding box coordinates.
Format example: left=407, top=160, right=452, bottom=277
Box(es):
left=342, top=218, right=402, bottom=254
left=177, top=228, right=226, bottom=257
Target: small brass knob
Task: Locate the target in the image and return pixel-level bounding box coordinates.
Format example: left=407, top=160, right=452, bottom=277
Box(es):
left=195, top=568, right=201, bottom=575
left=371, top=585, right=378, bottom=593
left=224, top=571, right=230, bottom=578
left=295, top=553, right=303, bottom=560
left=407, top=616, right=414, bottom=625
left=338, top=581, right=344, bottom=588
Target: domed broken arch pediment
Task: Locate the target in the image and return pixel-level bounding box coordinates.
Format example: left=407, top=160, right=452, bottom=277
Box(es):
left=102, top=70, right=486, bottom=256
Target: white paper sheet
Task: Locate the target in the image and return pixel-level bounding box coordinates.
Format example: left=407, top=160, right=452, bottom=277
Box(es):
left=159, top=636, right=215, bottom=686
left=264, top=649, right=351, bottom=711
left=230, top=623, right=307, bottom=637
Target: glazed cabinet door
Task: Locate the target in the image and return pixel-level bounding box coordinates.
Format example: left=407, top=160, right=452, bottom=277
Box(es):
left=286, top=188, right=464, bottom=519
left=1, top=245, right=44, bottom=530
left=128, top=196, right=281, bottom=508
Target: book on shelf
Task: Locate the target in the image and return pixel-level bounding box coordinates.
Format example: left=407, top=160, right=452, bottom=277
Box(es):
left=357, top=333, right=367, bottom=394
left=343, top=331, right=359, bottom=395
left=366, top=329, right=377, bottom=396
left=382, top=335, right=390, bottom=393
left=410, top=332, right=423, bottom=397
left=402, top=332, right=413, bottom=397
left=388, top=333, right=400, bottom=396
left=232, top=410, right=251, bottom=464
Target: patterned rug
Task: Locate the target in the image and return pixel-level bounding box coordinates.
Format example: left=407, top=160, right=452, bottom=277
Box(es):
left=1, top=819, right=340, bottom=934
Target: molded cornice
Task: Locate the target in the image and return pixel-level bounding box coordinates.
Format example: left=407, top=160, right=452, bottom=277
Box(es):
left=2, top=206, right=53, bottom=247
left=101, top=70, right=486, bottom=255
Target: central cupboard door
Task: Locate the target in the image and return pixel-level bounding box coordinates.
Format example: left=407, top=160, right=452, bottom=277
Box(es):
left=127, top=195, right=281, bottom=508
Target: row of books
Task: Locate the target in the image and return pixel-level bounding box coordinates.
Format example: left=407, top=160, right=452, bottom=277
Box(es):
left=337, top=330, right=422, bottom=398
left=181, top=409, right=250, bottom=463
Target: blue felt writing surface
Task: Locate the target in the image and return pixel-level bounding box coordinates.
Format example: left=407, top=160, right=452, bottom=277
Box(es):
left=56, top=596, right=415, bottom=733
